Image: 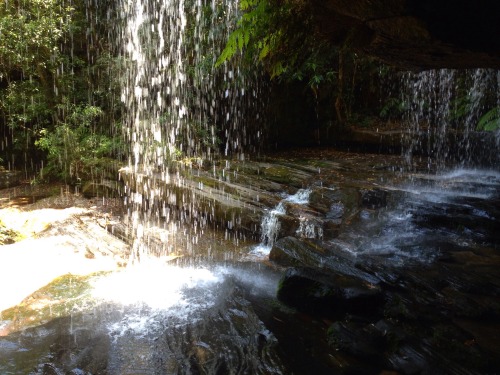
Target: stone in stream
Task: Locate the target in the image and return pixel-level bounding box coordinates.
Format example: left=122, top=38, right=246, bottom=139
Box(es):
left=277, top=267, right=384, bottom=319
left=1, top=276, right=286, bottom=375
left=307, top=188, right=340, bottom=215
left=270, top=236, right=328, bottom=268
left=270, top=236, right=381, bottom=285
left=361, top=188, right=388, bottom=209
left=326, top=320, right=388, bottom=369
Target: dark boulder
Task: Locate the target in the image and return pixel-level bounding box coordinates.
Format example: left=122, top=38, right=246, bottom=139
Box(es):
left=270, top=236, right=328, bottom=268
left=327, top=321, right=387, bottom=367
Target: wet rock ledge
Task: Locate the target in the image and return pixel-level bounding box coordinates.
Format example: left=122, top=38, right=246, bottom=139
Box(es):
left=263, top=165, right=500, bottom=374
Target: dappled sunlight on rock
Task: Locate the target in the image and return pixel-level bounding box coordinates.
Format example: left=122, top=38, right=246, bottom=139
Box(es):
left=0, top=235, right=122, bottom=312
left=0, top=196, right=128, bottom=312
left=0, top=207, right=88, bottom=238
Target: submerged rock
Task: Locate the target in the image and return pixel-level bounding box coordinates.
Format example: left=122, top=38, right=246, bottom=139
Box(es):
left=270, top=236, right=381, bottom=285
left=361, top=188, right=388, bottom=209
left=327, top=321, right=387, bottom=369
left=277, top=267, right=383, bottom=319
left=152, top=290, right=285, bottom=375
left=0, top=276, right=286, bottom=375
left=270, top=236, right=328, bottom=268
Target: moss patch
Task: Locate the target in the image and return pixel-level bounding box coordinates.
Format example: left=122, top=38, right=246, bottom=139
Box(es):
left=1, top=272, right=107, bottom=333
left=0, top=220, right=23, bottom=244
left=262, top=166, right=293, bottom=184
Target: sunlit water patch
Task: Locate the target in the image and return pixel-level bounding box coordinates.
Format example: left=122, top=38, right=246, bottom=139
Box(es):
left=0, top=263, right=284, bottom=374
left=90, top=262, right=224, bottom=337
left=91, top=262, right=221, bottom=309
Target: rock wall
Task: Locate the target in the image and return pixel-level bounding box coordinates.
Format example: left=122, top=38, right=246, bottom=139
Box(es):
left=0, top=168, right=23, bottom=189
left=314, top=0, right=500, bottom=70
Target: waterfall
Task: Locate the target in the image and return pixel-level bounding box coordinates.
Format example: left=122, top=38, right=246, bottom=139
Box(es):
left=260, top=201, right=286, bottom=248
left=111, top=0, right=267, bottom=261
left=400, top=69, right=500, bottom=171
left=251, top=189, right=312, bottom=257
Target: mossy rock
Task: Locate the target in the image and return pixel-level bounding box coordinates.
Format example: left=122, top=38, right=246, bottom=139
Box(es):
left=270, top=236, right=329, bottom=268
left=0, top=225, right=23, bottom=244
left=308, top=188, right=340, bottom=215
left=0, top=273, right=101, bottom=332
left=262, top=166, right=294, bottom=185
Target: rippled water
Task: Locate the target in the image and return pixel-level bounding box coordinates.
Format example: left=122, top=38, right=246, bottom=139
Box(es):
left=331, top=168, right=500, bottom=265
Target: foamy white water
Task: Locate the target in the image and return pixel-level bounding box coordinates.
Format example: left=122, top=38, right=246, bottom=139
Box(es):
left=91, top=262, right=221, bottom=310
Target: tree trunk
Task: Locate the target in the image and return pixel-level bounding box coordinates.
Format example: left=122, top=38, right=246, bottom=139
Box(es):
left=335, top=50, right=346, bottom=128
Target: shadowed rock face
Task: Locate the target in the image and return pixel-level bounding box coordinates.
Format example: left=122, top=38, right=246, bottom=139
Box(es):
left=314, top=0, right=500, bottom=69
left=0, top=169, right=23, bottom=189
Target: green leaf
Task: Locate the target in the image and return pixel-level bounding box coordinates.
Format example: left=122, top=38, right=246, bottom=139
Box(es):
left=477, top=107, right=500, bottom=131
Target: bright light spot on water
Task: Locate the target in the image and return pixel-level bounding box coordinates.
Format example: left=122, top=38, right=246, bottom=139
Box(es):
left=91, top=262, right=221, bottom=310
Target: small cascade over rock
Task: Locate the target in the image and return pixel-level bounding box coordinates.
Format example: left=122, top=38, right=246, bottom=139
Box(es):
left=251, top=189, right=312, bottom=257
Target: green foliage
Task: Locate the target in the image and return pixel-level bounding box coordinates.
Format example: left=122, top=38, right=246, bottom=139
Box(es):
left=161, top=108, right=222, bottom=161
left=216, top=0, right=385, bottom=134
left=0, top=0, right=78, bottom=170
left=0, top=80, right=52, bottom=130
left=216, top=0, right=269, bottom=66
left=0, top=0, right=74, bottom=78
left=476, top=107, right=500, bottom=131
left=217, top=0, right=335, bottom=83
left=448, top=73, right=499, bottom=132
left=449, top=94, right=471, bottom=124
left=380, top=97, right=408, bottom=120
left=0, top=0, right=123, bottom=182
left=0, top=0, right=74, bottom=157
left=35, top=104, right=121, bottom=182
